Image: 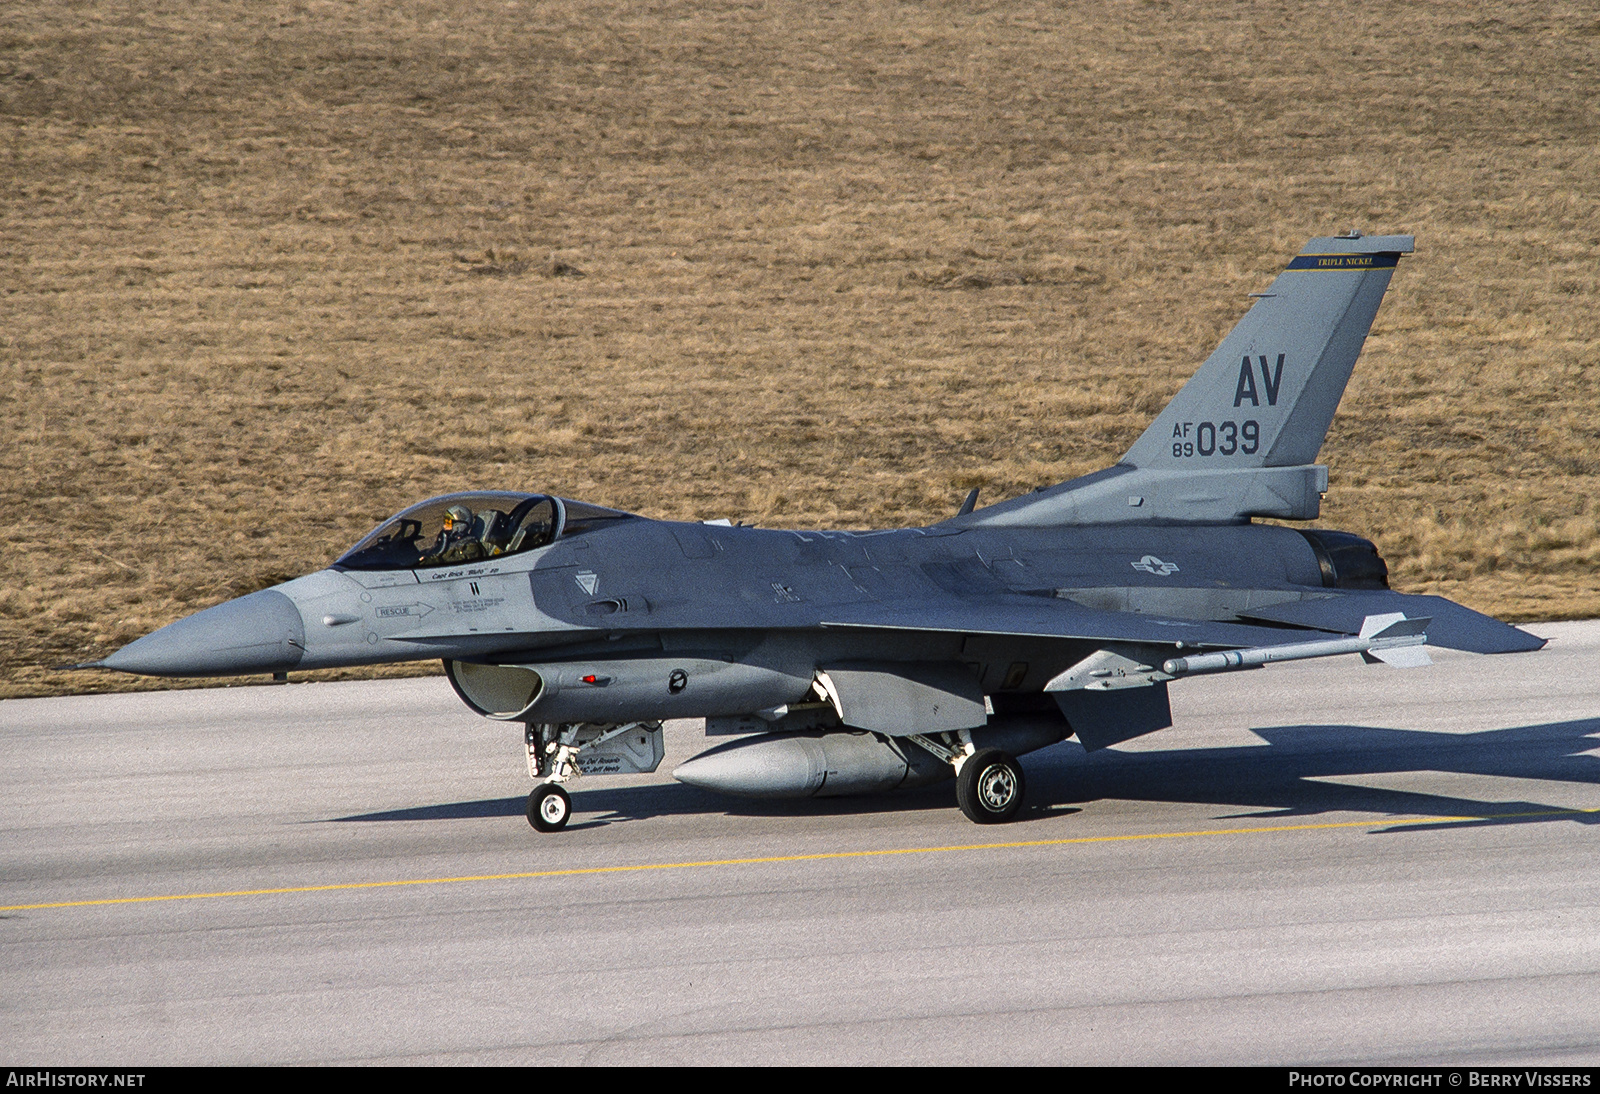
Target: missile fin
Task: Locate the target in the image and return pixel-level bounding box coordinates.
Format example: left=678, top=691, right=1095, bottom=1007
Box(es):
left=1366, top=644, right=1433, bottom=668
left=1359, top=612, right=1430, bottom=640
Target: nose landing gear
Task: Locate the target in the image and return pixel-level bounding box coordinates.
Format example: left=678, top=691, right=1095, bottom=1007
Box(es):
left=528, top=783, right=572, bottom=832
left=522, top=720, right=665, bottom=833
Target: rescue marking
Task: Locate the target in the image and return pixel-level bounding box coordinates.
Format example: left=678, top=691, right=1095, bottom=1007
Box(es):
left=374, top=603, right=433, bottom=619
left=5, top=807, right=1594, bottom=913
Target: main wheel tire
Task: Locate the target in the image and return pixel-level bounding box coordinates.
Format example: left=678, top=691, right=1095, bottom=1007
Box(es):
left=956, top=749, right=1025, bottom=824
left=527, top=784, right=572, bottom=832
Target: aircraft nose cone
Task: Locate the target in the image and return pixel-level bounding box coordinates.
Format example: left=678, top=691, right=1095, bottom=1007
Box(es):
left=99, top=589, right=306, bottom=677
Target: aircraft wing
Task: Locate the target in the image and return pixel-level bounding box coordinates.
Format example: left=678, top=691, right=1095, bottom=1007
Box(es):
left=819, top=596, right=1340, bottom=650
left=820, top=590, right=1543, bottom=655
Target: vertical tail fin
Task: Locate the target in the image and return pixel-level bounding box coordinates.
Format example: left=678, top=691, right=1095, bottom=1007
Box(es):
left=966, top=234, right=1413, bottom=528
left=1122, top=233, right=1413, bottom=469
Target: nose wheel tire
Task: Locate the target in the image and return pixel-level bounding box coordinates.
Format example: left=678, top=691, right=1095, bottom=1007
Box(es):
left=956, top=749, right=1024, bottom=824
left=528, top=784, right=572, bottom=832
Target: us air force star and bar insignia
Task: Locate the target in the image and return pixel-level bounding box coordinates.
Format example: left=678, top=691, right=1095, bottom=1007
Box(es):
left=1132, top=555, right=1180, bottom=576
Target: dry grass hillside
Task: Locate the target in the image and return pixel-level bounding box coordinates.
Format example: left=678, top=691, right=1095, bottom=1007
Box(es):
left=3, top=0, right=1597, bottom=698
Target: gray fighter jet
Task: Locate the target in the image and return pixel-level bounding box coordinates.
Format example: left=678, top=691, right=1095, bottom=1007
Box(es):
left=92, top=233, right=1543, bottom=831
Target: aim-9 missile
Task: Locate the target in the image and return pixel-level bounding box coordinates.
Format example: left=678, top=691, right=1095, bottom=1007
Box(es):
left=1163, top=613, right=1430, bottom=676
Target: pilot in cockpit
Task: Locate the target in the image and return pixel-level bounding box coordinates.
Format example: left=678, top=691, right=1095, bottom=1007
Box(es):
left=420, top=504, right=486, bottom=566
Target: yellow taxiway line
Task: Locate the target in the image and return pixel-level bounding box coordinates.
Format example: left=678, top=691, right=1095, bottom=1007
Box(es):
left=5, top=807, right=1594, bottom=913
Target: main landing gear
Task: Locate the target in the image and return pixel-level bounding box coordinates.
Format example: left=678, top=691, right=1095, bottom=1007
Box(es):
left=955, top=748, right=1025, bottom=824
left=907, top=730, right=1027, bottom=824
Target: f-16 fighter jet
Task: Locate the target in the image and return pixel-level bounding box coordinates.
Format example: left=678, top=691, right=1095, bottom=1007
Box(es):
left=92, top=233, right=1543, bottom=831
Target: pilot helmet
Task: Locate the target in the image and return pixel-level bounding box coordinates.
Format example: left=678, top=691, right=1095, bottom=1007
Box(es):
left=442, top=505, right=474, bottom=533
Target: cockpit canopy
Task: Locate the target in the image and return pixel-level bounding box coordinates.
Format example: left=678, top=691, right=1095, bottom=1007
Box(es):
left=333, top=491, right=635, bottom=571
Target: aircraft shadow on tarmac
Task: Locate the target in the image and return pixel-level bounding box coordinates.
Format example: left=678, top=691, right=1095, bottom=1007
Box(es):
left=330, top=716, right=1600, bottom=831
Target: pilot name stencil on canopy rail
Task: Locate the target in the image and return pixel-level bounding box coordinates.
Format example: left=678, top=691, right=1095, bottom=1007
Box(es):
left=86, top=233, right=1544, bottom=833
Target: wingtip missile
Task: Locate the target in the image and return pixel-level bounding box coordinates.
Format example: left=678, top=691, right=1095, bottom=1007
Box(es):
left=1163, top=614, right=1432, bottom=676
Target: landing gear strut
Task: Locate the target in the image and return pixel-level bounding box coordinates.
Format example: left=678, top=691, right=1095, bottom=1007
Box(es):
left=522, top=720, right=665, bottom=833
left=523, top=721, right=585, bottom=833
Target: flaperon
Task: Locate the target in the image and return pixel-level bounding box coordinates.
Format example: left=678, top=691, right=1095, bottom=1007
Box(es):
left=90, top=234, right=1544, bottom=831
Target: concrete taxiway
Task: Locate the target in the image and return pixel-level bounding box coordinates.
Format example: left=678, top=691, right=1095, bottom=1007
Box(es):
left=3, top=622, right=1599, bottom=1064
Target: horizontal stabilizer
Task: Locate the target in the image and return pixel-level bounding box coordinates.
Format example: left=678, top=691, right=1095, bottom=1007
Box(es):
left=1236, top=593, right=1544, bottom=654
